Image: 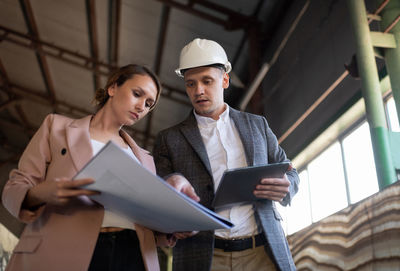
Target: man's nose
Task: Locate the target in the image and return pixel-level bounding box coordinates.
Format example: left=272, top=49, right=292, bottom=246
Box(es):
left=194, top=83, right=205, bottom=96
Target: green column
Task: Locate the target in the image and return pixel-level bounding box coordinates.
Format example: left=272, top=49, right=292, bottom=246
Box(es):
left=347, top=0, right=396, bottom=189
left=379, top=1, right=400, bottom=123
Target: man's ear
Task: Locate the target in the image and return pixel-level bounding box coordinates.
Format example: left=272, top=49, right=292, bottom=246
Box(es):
left=222, top=72, right=230, bottom=89
left=108, top=83, right=116, bottom=97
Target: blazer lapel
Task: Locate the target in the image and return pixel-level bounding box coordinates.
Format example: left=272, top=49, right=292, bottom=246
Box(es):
left=180, top=113, right=213, bottom=177
left=120, top=129, right=156, bottom=173
left=120, top=131, right=160, bottom=270
left=229, top=107, right=255, bottom=166
left=66, top=115, right=94, bottom=172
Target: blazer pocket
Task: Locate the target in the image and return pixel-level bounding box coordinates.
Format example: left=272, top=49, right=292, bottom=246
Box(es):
left=13, top=236, right=42, bottom=253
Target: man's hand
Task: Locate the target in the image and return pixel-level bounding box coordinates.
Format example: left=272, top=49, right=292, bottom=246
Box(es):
left=173, top=231, right=199, bottom=240
left=166, top=174, right=200, bottom=202
left=253, top=174, right=290, bottom=202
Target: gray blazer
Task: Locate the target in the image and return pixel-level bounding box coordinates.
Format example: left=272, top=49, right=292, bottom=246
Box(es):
left=153, top=107, right=299, bottom=271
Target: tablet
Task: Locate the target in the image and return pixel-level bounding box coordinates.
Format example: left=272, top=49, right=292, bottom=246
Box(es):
left=212, top=162, right=290, bottom=209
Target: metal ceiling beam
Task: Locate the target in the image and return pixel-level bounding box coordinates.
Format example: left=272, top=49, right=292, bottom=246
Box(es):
left=247, top=24, right=263, bottom=114
left=15, top=103, right=33, bottom=132
left=108, top=0, right=121, bottom=66
left=0, top=25, right=190, bottom=105
left=239, top=0, right=311, bottom=111
left=8, top=82, right=91, bottom=116
left=0, top=82, right=148, bottom=140
left=0, top=117, right=36, bottom=138
left=0, top=98, right=20, bottom=112
left=143, top=4, right=172, bottom=149
left=277, top=0, right=396, bottom=144
left=155, top=0, right=259, bottom=30
left=86, top=0, right=100, bottom=90
left=0, top=25, right=112, bottom=75
left=0, top=58, right=12, bottom=98
left=154, top=5, right=170, bottom=75
left=19, top=0, right=56, bottom=106
left=231, top=0, right=265, bottom=67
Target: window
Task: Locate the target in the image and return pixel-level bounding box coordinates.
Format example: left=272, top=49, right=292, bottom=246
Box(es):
left=342, top=122, right=379, bottom=203
left=386, top=97, right=400, bottom=132
left=308, top=142, right=348, bottom=221
left=281, top=95, right=399, bottom=235
left=277, top=170, right=312, bottom=235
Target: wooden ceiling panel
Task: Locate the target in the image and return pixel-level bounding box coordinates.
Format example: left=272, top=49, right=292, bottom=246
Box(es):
left=0, top=0, right=26, bottom=32
left=46, top=57, right=95, bottom=111
left=0, top=42, right=47, bottom=94
left=30, top=0, right=90, bottom=57
left=118, top=27, right=157, bottom=67
left=118, top=1, right=162, bottom=67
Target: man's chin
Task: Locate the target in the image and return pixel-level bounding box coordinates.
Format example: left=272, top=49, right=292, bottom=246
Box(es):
left=194, top=108, right=214, bottom=117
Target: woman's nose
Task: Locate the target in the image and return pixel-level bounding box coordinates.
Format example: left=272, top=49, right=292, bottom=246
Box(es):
left=136, top=99, right=146, bottom=111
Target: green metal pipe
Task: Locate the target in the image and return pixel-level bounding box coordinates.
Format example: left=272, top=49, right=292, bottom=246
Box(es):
left=379, top=0, right=400, bottom=124
left=347, top=0, right=396, bottom=189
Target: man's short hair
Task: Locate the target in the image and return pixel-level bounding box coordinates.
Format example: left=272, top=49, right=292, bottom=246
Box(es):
left=181, top=63, right=226, bottom=76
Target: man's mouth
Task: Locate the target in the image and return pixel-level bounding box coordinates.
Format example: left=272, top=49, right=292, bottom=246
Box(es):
left=196, top=99, right=208, bottom=104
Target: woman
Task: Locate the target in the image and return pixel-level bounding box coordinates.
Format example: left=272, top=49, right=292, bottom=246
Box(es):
left=2, top=64, right=171, bottom=271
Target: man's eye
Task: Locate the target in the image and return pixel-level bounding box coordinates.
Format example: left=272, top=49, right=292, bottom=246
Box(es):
left=133, top=91, right=140, bottom=97
left=185, top=82, right=194, bottom=88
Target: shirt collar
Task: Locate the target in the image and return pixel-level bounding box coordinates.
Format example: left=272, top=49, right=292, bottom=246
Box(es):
left=194, top=103, right=230, bottom=128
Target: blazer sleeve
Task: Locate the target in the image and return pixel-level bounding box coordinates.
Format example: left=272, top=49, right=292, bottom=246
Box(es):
left=1, top=114, right=54, bottom=223
left=153, top=131, right=175, bottom=179
left=262, top=116, right=300, bottom=206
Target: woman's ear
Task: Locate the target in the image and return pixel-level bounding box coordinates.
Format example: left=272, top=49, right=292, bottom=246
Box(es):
left=108, top=83, right=117, bottom=97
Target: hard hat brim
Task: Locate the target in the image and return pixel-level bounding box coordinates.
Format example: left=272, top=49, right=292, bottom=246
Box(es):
left=175, top=62, right=232, bottom=77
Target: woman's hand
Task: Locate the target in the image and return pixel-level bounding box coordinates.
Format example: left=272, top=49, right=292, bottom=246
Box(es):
left=23, top=178, right=99, bottom=209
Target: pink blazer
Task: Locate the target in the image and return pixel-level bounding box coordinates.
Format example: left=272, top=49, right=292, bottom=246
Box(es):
left=2, top=114, right=161, bottom=271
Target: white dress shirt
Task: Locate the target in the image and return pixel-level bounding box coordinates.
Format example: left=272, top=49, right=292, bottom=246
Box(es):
left=90, top=139, right=140, bottom=230
left=194, top=104, right=260, bottom=238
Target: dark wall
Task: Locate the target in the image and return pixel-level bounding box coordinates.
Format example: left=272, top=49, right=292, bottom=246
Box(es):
left=262, top=0, right=377, bottom=158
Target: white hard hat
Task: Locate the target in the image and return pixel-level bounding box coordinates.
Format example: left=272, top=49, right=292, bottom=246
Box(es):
left=175, top=38, right=232, bottom=77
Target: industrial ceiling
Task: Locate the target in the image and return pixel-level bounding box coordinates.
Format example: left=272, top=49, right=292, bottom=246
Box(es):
left=0, top=0, right=292, bottom=163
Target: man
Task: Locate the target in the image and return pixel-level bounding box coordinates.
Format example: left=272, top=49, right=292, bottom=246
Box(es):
left=153, top=38, right=299, bottom=271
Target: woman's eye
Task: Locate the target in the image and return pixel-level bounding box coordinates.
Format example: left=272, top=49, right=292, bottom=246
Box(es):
left=133, top=91, right=140, bottom=97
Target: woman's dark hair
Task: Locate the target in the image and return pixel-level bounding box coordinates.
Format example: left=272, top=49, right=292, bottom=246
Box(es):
left=94, top=64, right=161, bottom=110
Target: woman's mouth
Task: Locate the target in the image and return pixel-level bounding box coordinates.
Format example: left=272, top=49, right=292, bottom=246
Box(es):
left=130, top=112, right=139, bottom=120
